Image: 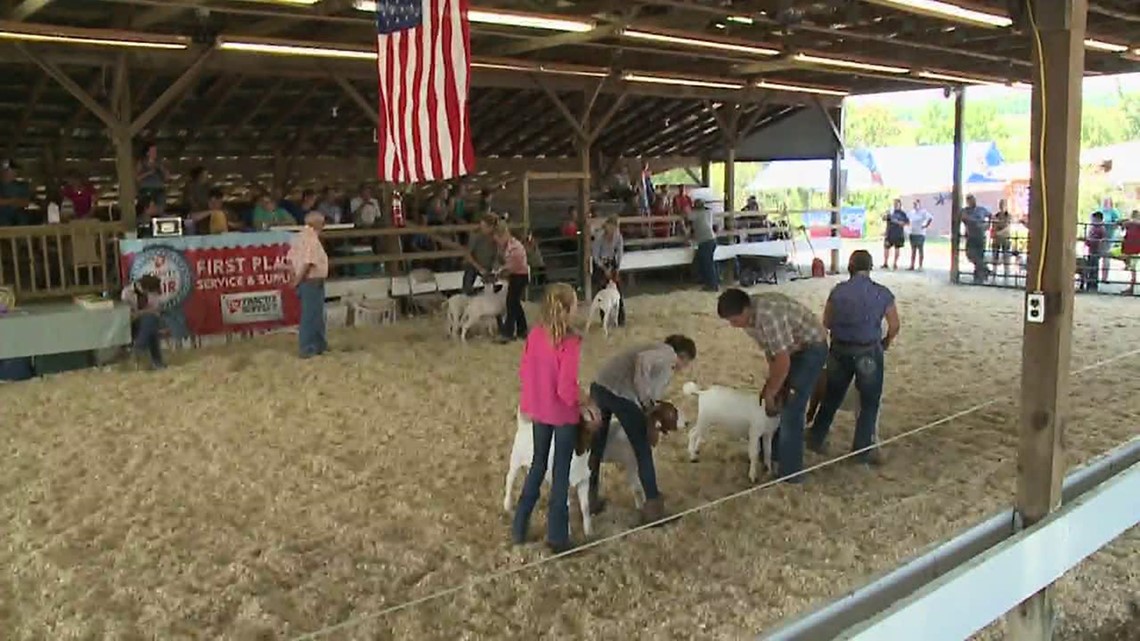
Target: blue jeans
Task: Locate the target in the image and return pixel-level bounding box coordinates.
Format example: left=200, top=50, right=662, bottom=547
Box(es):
left=774, top=342, right=828, bottom=480
left=462, top=266, right=481, bottom=295
left=809, top=344, right=884, bottom=461
left=298, top=279, right=327, bottom=358
left=132, top=313, right=164, bottom=367
left=589, top=383, right=658, bottom=500
left=695, top=239, right=719, bottom=290
left=499, top=274, right=529, bottom=339
left=512, top=421, right=575, bottom=546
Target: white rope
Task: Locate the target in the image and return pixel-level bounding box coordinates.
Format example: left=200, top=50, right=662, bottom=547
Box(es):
left=290, top=347, right=1140, bottom=640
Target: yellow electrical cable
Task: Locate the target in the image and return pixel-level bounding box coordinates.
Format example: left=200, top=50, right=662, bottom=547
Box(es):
left=1026, top=0, right=1048, bottom=293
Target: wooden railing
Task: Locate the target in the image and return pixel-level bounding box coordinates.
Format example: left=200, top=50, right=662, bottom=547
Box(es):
left=603, top=209, right=844, bottom=250
left=0, top=222, right=127, bottom=301
left=310, top=222, right=529, bottom=274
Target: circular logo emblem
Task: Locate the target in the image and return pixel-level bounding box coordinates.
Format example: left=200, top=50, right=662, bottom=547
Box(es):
left=128, top=245, right=194, bottom=310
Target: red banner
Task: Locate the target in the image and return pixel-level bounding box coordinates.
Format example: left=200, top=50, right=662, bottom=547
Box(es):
left=119, top=233, right=300, bottom=337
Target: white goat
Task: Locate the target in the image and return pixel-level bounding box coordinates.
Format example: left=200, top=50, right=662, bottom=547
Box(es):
left=445, top=294, right=470, bottom=339
left=504, top=410, right=653, bottom=536
left=585, top=280, right=621, bottom=337
left=682, top=381, right=781, bottom=483
left=459, top=285, right=507, bottom=342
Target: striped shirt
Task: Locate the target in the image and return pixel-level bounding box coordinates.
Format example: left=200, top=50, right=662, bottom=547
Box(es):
left=745, top=293, right=827, bottom=359
left=288, top=226, right=329, bottom=280
left=501, top=236, right=529, bottom=276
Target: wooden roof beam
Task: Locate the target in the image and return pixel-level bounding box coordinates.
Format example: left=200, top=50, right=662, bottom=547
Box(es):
left=331, top=74, right=379, bottom=126
left=474, top=93, right=545, bottom=154
left=9, top=0, right=53, bottom=22
left=487, top=24, right=619, bottom=57
left=227, top=78, right=286, bottom=137
left=6, top=73, right=49, bottom=157
left=261, top=81, right=324, bottom=143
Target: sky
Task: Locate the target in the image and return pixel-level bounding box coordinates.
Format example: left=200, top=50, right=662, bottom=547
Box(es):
left=847, top=72, right=1140, bottom=106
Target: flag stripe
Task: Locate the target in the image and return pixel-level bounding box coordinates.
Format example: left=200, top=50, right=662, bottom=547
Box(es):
left=376, top=0, right=474, bottom=184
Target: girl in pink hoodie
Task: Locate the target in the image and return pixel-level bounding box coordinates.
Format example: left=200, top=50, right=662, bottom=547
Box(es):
left=512, top=282, right=584, bottom=552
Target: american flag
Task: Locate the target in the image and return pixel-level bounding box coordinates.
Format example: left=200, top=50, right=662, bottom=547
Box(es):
left=375, top=0, right=474, bottom=183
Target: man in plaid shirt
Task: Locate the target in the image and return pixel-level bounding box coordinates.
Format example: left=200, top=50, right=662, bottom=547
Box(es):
left=717, top=288, right=828, bottom=482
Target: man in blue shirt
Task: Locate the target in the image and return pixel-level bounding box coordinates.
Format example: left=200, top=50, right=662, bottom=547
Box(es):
left=808, top=250, right=900, bottom=465
left=961, top=194, right=991, bottom=282
left=881, top=199, right=908, bottom=270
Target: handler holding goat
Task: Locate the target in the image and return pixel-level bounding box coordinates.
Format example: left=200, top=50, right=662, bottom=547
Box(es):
left=808, top=250, right=900, bottom=465
left=591, top=216, right=626, bottom=327
left=716, top=288, right=827, bottom=483
left=588, top=334, right=696, bottom=523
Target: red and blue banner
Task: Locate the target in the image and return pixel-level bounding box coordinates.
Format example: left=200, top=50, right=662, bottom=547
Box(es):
left=119, top=232, right=300, bottom=338
left=801, top=206, right=867, bottom=239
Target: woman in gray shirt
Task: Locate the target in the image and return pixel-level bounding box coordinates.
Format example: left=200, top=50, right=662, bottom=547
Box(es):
left=591, top=216, right=626, bottom=325
left=588, top=334, right=696, bottom=524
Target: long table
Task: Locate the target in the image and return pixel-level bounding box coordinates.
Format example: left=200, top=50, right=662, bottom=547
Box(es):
left=0, top=301, right=131, bottom=360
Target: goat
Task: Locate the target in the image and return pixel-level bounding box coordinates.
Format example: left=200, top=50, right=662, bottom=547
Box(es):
left=584, top=280, right=622, bottom=337
left=445, top=294, right=471, bottom=339
left=459, top=285, right=507, bottom=343
left=504, top=404, right=687, bottom=534
left=682, top=382, right=780, bottom=483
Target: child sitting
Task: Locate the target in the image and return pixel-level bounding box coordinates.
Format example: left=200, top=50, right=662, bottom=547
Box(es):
left=121, top=274, right=166, bottom=369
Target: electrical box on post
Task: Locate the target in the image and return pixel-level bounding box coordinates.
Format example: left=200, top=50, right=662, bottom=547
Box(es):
left=1026, top=292, right=1046, bottom=324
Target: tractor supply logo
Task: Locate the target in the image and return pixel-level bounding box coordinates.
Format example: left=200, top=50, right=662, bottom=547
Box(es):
left=128, top=245, right=193, bottom=311
left=221, top=290, right=284, bottom=325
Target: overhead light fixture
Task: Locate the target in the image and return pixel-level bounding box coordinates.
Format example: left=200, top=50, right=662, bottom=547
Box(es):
left=473, top=60, right=608, bottom=78
left=755, top=80, right=848, bottom=96
left=353, top=2, right=593, bottom=32
left=623, top=73, right=744, bottom=90
left=727, top=16, right=755, bottom=25
left=1084, top=39, right=1128, bottom=53
left=868, top=0, right=1011, bottom=28
left=219, top=40, right=375, bottom=60
left=793, top=53, right=909, bottom=74
left=0, top=25, right=187, bottom=49
left=468, top=9, right=594, bottom=32
left=917, top=70, right=998, bottom=85
left=622, top=29, right=778, bottom=56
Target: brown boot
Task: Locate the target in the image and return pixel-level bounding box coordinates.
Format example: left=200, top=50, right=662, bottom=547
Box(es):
left=639, top=497, right=678, bottom=527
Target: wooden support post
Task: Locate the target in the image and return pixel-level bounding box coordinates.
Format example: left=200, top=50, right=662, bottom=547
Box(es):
left=578, top=133, right=592, bottom=301
left=724, top=146, right=737, bottom=214
left=708, top=102, right=741, bottom=213
left=112, top=53, right=136, bottom=229
left=828, top=151, right=843, bottom=274
left=949, top=88, right=966, bottom=284
left=113, top=130, right=136, bottom=227
left=700, top=158, right=711, bottom=188
left=1009, top=1, right=1086, bottom=639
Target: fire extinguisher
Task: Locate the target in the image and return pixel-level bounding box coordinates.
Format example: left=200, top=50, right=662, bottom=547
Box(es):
left=391, top=191, right=406, bottom=228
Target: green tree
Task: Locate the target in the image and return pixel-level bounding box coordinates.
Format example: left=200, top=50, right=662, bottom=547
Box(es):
left=1081, top=105, right=1127, bottom=148
left=844, top=104, right=908, bottom=148
left=1118, top=90, right=1140, bottom=139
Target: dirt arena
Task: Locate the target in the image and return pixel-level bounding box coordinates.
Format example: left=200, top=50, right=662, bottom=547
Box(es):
left=1, top=273, right=1137, bottom=640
